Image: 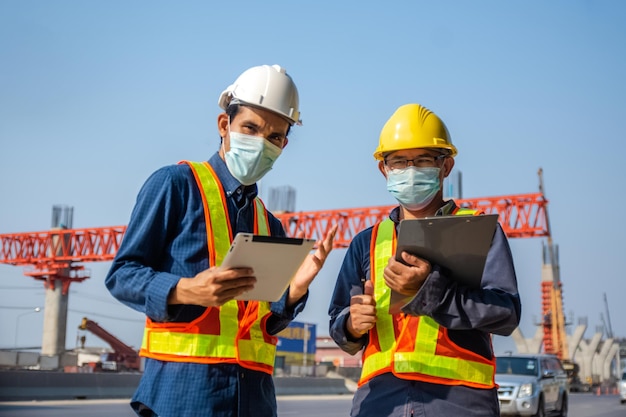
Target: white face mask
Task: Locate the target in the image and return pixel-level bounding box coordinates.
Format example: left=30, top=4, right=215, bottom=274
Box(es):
left=224, top=124, right=283, bottom=186
left=386, top=166, right=441, bottom=211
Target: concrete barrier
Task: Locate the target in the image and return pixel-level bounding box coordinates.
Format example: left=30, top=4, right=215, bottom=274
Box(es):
left=0, top=371, right=353, bottom=401
left=0, top=370, right=142, bottom=401
left=274, top=376, right=352, bottom=396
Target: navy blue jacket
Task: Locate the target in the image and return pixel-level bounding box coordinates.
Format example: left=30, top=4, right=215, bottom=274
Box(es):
left=328, top=202, right=521, bottom=417
left=106, top=152, right=306, bottom=417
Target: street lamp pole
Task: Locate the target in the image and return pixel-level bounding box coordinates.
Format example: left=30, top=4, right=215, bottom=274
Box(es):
left=14, top=307, right=41, bottom=348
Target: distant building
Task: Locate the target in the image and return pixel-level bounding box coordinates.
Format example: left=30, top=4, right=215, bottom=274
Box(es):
left=275, top=321, right=316, bottom=369
left=315, top=336, right=362, bottom=367
left=443, top=169, right=462, bottom=199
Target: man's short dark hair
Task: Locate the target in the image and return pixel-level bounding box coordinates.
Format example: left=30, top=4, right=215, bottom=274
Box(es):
left=226, top=103, right=291, bottom=137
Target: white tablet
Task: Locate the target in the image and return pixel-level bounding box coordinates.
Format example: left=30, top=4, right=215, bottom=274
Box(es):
left=220, top=233, right=316, bottom=302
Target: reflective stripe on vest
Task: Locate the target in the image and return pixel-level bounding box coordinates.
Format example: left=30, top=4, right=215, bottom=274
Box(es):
left=360, top=210, right=496, bottom=388
left=140, top=160, right=277, bottom=373
left=253, top=198, right=270, bottom=236
left=454, top=207, right=478, bottom=215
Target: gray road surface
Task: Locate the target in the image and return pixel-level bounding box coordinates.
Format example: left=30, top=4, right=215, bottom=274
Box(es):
left=0, top=393, right=624, bottom=417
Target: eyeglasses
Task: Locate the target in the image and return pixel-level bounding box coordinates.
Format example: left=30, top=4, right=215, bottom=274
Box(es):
left=384, top=154, right=446, bottom=170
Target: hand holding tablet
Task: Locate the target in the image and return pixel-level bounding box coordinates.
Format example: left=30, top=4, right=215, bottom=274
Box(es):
left=219, top=233, right=316, bottom=302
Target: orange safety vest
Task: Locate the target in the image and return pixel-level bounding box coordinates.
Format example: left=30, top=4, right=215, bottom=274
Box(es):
left=140, top=160, right=278, bottom=374
left=359, top=207, right=497, bottom=389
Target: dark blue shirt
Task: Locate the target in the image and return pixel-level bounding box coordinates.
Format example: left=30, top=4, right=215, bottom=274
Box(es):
left=328, top=202, right=521, bottom=417
left=106, top=152, right=306, bottom=417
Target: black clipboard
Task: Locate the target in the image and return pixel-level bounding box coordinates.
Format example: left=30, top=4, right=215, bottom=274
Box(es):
left=219, top=233, right=315, bottom=302
left=390, top=214, right=498, bottom=312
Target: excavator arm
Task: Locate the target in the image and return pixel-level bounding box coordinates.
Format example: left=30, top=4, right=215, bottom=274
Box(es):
left=78, top=317, right=140, bottom=371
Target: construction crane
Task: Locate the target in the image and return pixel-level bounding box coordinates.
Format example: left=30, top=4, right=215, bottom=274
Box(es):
left=0, top=180, right=551, bottom=360
left=537, top=168, right=575, bottom=386
left=0, top=191, right=550, bottom=290
left=78, top=317, right=141, bottom=372
left=601, top=292, right=614, bottom=339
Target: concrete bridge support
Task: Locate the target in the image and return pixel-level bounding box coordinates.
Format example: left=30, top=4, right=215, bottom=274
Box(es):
left=41, top=282, right=69, bottom=363
left=593, top=339, right=613, bottom=382
left=573, top=332, right=602, bottom=385
left=602, top=342, right=619, bottom=382
left=566, top=325, right=586, bottom=361
left=511, top=326, right=543, bottom=354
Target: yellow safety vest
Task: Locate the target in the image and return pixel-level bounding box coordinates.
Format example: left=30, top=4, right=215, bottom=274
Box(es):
left=140, top=161, right=278, bottom=374
left=359, top=208, right=497, bottom=388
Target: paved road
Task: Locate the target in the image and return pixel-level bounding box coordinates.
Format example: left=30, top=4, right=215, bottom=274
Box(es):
left=0, top=395, right=352, bottom=417
left=0, top=393, right=623, bottom=417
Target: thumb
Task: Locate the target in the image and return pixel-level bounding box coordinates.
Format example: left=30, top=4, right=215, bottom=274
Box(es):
left=364, top=279, right=374, bottom=296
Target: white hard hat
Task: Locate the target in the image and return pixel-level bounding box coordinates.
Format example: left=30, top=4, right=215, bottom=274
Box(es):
left=218, top=64, right=301, bottom=126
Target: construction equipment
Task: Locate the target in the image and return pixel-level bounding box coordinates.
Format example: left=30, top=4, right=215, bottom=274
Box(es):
left=538, top=169, right=568, bottom=358
left=0, top=179, right=551, bottom=367
left=0, top=191, right=549, bottom=293
left=601, top=292, right=614, bottom=339
left=536, top=169, right=585, bottom=390
left=539, top=244, right=569, bottom=361
left=78, top=317, right=140, bottom=372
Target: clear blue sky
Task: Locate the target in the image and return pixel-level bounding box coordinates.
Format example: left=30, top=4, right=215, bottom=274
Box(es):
left=1, top=1, right=625, bottom=356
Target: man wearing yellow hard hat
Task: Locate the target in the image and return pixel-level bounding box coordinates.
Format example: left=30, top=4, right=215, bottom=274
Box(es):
left=329, top=103, right=521, bottom=416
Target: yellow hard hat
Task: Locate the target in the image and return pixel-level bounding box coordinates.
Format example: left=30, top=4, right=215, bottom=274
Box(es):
left=373, top=103, right=457, bottom=160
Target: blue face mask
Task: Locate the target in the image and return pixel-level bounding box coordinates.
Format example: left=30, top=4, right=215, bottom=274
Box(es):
left=386, top=166, right=441, bottom=211
left=224, top=129, right=282, bottom=186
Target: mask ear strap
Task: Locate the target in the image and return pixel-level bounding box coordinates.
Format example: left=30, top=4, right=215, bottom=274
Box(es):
left=442, top=158, right=452, bottom=177
left=221, top=117, right=231, bottom=155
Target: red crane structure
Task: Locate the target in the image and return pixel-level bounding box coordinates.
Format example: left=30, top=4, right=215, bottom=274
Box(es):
left=78, top=317, right=141, bottom=371
left=1, top=185, right=564, bottom=364
left=0, top=191, right=549, bottom=292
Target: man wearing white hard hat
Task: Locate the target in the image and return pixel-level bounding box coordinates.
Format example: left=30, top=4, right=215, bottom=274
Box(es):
left=106, top=65, right=337, bottom=417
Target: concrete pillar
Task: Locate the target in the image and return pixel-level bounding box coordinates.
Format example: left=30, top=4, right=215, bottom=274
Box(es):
left=593, top=339, right=613, bottom=382
left=41, top=282, right=68, bottom=357
left=603, top=343, right=619, bottom=382
left=512, top=326, right=543, bottom=354
left=40, top=224, right=71, bottom=362
left=566, top=325, right=586, bottom=361
left=574, top=332, right=602, bottom=385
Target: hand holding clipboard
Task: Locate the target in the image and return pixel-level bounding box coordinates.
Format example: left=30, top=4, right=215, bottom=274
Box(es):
left=388, top=214, right=499, bottom=313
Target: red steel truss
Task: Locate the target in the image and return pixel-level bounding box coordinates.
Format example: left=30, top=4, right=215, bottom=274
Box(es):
left=277, top=192, right=549, bottom=246
left=0, top=191, right=548, bottom=291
